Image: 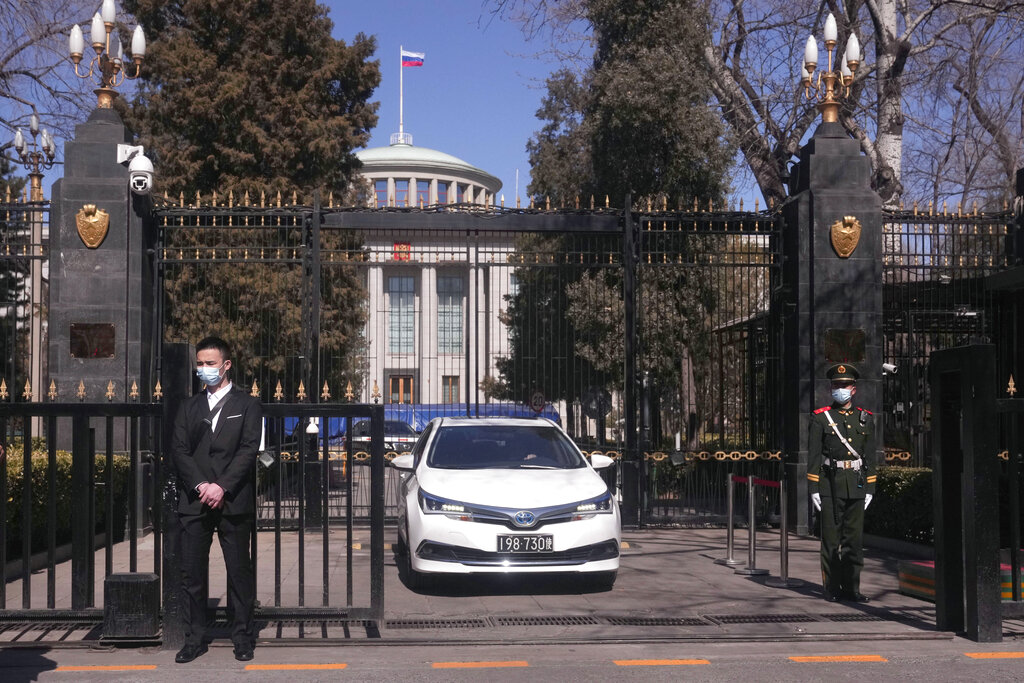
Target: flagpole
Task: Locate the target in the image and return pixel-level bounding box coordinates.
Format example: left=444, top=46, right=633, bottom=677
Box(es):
left=399, top=44, right=404, bottom=137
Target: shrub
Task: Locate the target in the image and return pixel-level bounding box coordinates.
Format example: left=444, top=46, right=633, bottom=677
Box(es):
left=864, top=466, right=933, bottom=544
left=4, top=444, right=131, bottom=561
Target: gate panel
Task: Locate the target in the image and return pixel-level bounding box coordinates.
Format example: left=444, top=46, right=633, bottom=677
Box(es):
left=0, top=404, right=161, bottom=622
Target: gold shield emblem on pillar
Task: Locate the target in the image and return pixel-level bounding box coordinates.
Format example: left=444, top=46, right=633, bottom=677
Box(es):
left=830, top=215, right=862, bottom=258
left=76, top=204, right=110, bottom=249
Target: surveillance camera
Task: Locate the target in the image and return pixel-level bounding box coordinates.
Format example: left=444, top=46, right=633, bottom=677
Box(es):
left=882, top=362, right=897, bottom=375
left=128, top=153, right=154, bottom=195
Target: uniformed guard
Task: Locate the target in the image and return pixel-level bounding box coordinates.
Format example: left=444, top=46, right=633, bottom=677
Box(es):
left=807, top=362, right=877, bottom=602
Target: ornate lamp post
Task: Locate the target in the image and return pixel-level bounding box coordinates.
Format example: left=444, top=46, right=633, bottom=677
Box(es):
left=68, top=0, right=146, bottom=109
left=12, top=113, right=57, bottom=203
left=801, top=13, right=861, bottom=123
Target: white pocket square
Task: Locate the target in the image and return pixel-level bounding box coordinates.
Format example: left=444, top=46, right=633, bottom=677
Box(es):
left=225, top=414, right=242, bottom=419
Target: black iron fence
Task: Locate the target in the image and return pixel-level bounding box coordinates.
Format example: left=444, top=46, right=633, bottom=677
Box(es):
left=0, top=199, right=48, bottom=406
left=154, top=197, right=786, bottom=525
left=882, top=204, right=1021, bottom=466
left=0, top=403, right=160, bottom=619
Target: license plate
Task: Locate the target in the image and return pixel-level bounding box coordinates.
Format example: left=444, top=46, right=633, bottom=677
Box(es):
left=497, top=535, right=553, bottom=553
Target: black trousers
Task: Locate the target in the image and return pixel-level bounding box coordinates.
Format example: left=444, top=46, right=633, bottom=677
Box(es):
left=819, top=495, right=865, bottom=597
left=179, top=509, right=255, bottom=647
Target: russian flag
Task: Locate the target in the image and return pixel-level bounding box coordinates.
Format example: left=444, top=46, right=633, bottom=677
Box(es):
left=401, top=49, right=425, bottom=67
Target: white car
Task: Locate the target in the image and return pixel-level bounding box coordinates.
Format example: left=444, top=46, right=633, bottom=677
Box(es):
left=390, top=417, right=621, bottom=590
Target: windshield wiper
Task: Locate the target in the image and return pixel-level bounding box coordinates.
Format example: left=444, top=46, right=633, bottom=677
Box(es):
left=516, top=464, right=560, bottom=469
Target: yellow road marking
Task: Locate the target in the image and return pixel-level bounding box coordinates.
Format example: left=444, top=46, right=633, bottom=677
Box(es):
left=245, top=663, right=348, bottom=670
left=790, top=655, right=887, bottom=663
left=614, top=659, right=709, bottom=666
left=964, top=652, right=1024, bottom=659
left=56, top=666, right=158, bottom=671
left=432, top=661, right=529, bottom=669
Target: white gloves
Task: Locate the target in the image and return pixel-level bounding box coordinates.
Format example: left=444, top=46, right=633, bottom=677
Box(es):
left=811, top=492, right=821, bottom=511
left=864, top=493, right=873, bottom=509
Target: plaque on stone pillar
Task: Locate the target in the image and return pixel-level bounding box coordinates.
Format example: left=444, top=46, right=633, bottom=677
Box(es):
left=824, top=328, right=865, bottom=363
left=70, top=323, right=116, bottom=358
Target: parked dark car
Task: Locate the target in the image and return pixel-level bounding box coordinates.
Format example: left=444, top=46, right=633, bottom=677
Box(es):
left=344, top=419, right=419, bottom=454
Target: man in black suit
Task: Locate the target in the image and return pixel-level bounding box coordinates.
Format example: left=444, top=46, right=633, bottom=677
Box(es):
left=172, top=336, right=262, bottom=663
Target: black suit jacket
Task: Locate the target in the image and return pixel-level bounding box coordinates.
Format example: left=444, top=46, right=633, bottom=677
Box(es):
left=172, top=385, right=263, bottom=516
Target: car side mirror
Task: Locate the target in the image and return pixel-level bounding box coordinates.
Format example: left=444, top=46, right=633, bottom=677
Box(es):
left=390, top=454, right=415, bottom=471
left=590, top=454, right=614, bottom=470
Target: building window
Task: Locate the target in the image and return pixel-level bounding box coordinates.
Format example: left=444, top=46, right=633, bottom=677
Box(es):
left=437, top=275, right=464, bottom=354
left=394, top=179, right=409, bottom=207
left=375, top=179, right=388, bottom=208
left=387, top=275, right=415, bottom=353
left=442, top=375, right=460, bottom=404
left=437, top=182, right=448, bottom=205
left=417, top=180, right=430, bottom=207
left=456, top=183, right=466, bottom=203
left=509, top=273, right=519, bottom=297
left=389, top=375, right=414, bottom=404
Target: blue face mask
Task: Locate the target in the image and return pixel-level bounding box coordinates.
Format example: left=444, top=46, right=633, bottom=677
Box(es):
left=196, top=364, right=223, bottom=386
left=831, top=387, right=853, bottom=404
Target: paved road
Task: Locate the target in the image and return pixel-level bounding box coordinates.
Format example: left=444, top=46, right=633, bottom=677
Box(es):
left=1, top=639, right=1023, bottom=682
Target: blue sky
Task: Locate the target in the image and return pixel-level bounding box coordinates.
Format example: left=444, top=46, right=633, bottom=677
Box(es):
left=326, top=1, right=562, bottom=205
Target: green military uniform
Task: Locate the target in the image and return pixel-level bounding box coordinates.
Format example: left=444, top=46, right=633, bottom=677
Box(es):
left=807, top=363, right=877, bottom=602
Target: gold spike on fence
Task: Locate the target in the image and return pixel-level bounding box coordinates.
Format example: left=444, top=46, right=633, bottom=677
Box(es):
left=0, top=378, right=9, bottom=401
left=129, top=381, right=139, bottom=401
left=250, top=380, right=260, bottom=398
left=345, top=381, right=354, bottom=402
left=154, top=380, right=163, bottom=401
left=321, top=381, right=331, bottom=401
left=106, top=381, right=116, bottom=401
left=22, top=379, right=32, bottom=401
left=274, top=381, right=284, bottom=402
left=296, top=380, right=307, bottom=401
left=48, top=380, right=57, bottom=401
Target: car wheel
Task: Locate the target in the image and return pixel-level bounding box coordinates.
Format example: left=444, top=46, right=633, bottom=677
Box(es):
left=399, top=525, right=428, bottom=591
left=589, top=571, right=617, bottom=592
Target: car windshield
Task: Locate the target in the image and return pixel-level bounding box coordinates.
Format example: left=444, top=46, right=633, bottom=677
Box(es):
left=352, top=420, right=416, bottom=437
left=427, top=424, right=586, bottom=470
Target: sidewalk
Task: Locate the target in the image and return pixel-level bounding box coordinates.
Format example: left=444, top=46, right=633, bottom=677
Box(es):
left=3, top=526, right=1021, bottom=645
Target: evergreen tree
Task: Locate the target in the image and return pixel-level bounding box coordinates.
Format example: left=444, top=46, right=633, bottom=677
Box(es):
left=120, top=0, right=381, bottom=394
left=0, top=157, right=29, bottom=387
left=121, top=0, right=380, bottom=197
left=502, top=0, right=735, bottom=442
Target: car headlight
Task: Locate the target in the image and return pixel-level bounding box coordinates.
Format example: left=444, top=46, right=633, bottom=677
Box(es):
left=573, top=491, right=613, bottom=520
left=419, top=490, right=473, bottom=521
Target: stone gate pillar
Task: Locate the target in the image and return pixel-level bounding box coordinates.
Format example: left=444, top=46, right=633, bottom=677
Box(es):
left=49, top=108, right=156, bottom=449
left=781, top=121, right=884, bottom=535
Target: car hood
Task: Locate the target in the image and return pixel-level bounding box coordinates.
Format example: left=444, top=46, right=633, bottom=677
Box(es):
left=417, top=467, right=609, bottom=509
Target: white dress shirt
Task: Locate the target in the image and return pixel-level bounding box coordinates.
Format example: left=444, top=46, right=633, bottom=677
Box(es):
left=206, top=381, right=233, bottom=431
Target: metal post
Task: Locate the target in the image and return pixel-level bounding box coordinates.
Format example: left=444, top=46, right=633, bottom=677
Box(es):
left=621, top=194, right=639, bottom=525
left=735, top=477, right=769, bottom=576
left=715, top=472, right=741, bottom=566
left=766, top=475, right=802, bottom=587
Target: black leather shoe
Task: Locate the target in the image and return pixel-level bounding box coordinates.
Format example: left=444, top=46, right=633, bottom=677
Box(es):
left=845, top=592, right=871, bottom=603
left=824, top=592, right=840, bottom=603
left=175, top=643, right=207, bottom=664
left=233, top=643, right=254, bottom=662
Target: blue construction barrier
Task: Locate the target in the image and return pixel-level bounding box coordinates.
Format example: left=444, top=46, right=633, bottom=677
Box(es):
left=281, top=402, right=561, bottom=440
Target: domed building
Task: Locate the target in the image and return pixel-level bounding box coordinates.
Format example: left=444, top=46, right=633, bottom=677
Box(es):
left=357, top=137, right=501, bottom=208
left=352, top=137, right=512, bottom=409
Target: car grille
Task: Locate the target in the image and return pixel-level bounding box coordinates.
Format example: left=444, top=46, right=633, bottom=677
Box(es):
left=416, top=539, right=619, bottom=567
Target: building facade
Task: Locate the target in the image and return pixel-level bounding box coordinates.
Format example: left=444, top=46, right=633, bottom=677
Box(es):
left=354, top=139, right=508, bottom=407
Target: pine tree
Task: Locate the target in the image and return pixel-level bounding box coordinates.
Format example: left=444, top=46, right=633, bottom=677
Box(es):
left=0, top=158, right=29, bottom=386
left=121, top=0, right=380, bottom=197
left=120, top=0, right=381, bottom=394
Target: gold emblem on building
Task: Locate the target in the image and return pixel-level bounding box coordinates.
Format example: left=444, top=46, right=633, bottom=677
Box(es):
left=76, top=204, right=110, bottom=249
left=830, top=215, right=861, bottom=258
